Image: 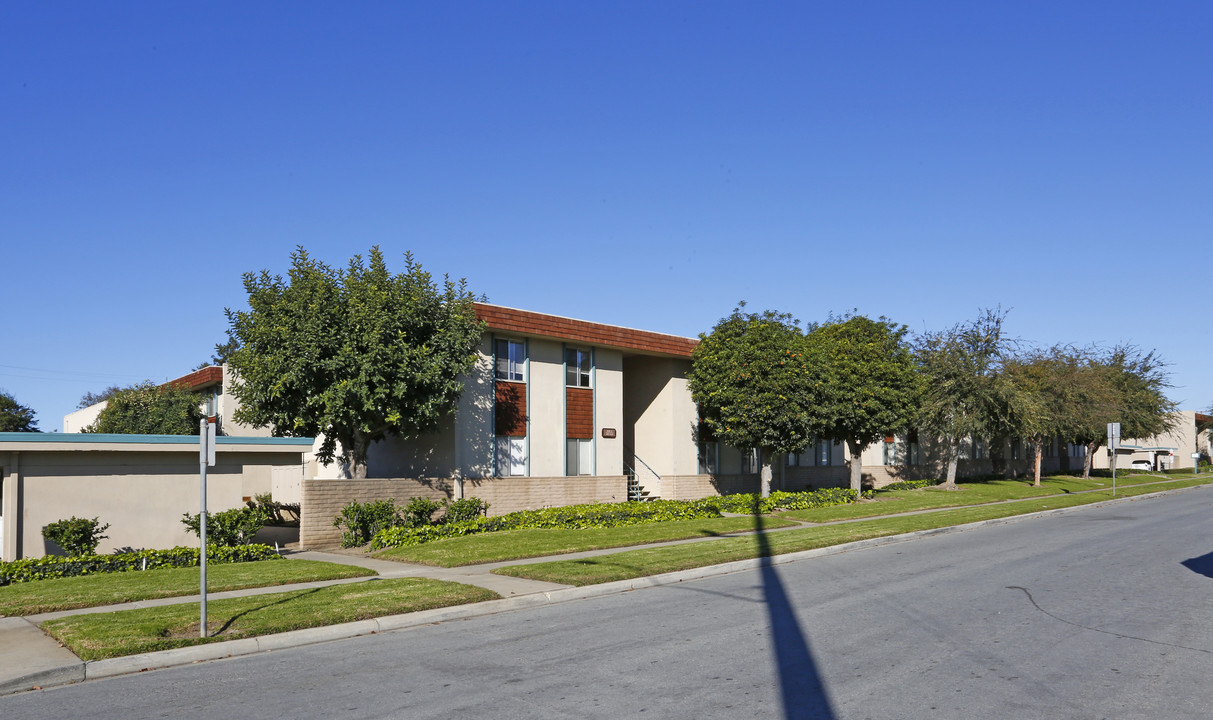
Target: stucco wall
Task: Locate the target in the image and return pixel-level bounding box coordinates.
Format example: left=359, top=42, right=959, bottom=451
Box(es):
left=454, top=339, right=495, bottom=478
left=527, top=339, right=565, bottom=477
left=1090, top=411, right=1200, bottom=470
left=2, top=449, right=295, bottom=560
left=594, top=348, right=624, bottom=476
left=623, top=355, right=698, bottom=493
left=62, top=403, right=104, bottom=433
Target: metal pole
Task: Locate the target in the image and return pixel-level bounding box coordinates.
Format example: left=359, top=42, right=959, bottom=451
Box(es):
left=1111, top=450, right=1116, bottom=498
left=200, top=417, right=208, bottom=638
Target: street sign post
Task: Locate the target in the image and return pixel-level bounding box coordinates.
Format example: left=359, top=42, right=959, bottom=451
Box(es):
left=199, top=417, right=216, bottom=637
left=1108, top=422, right=1121, bottom=497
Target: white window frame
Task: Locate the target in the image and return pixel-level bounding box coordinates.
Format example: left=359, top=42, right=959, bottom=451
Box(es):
left=567, top=438, right=593, bottom=476
left=495, top=338, right=526, bottom=382
left=565, top=347, right=592, bottom=388
left=495, top=435, right=526, bottom=477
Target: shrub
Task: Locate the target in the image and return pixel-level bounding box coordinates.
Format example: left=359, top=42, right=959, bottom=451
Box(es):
left=182, top=506, right=270, bottom=547
left=402, top=497, right=443, bottom=528
left=333, top=499, right=402, bottom=548
left=246, top=492, right=301, bottom=526
left=710, top=488, right=862, bottom=514
left=371, top=498, right=726, bottom=549
left=42, top=516, right=110, bottom=557
left=878, top=479, right=943, bottom=492
left=368, top=488, right=864, bottom=550
left=0, top=544, right=280, bottom=586
left=442, top=497, right=490, bottom=524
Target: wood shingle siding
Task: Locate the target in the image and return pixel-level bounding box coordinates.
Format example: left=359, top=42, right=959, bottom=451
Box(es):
left=566, top=387, right=593, bottom=439
left=495, top=382, right=527, bottom=436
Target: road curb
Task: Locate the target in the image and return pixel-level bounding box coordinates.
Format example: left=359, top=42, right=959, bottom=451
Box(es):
left=0, top=663, right=85, bottom=697
left=15, top=481, right=1209, bottom=694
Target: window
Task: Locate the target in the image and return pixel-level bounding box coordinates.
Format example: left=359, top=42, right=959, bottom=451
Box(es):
left=882, top=440, right=897, bottom=466
left=974, top=438, right=985, bottom=460
left=699, top=440, right=719, bottom=474
left=1011, top=439, right=1021, bottom=461
left=787, top=448, right=814, bottom=467
left=495, top=339, right=525, bottom=382
left=565, top=347, right=591, bottom=387
left=817, top=438, right=832, bottom=466
left=495, top=436, right=526, bottom=476
left=742, top=448, right=760, bottom=475
left=567, top=438, right=593, bottom=476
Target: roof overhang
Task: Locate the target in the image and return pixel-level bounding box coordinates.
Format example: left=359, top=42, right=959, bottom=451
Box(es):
left=474, top=303, right=697, bottom=358
left=1114, top=444, right=1178, bottom=455
left=0, top=432, right=313, bottom=454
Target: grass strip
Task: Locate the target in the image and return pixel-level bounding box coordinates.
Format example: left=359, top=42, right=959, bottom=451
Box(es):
left=0, top=560, right=374, bottom=617
left=374, top=516, right=798, bottom=567
left=784, top=474, right=1210, bottom=523
left=496, top=477, right=1213, bottom=586
left=42, top=577, right=498, bottom=660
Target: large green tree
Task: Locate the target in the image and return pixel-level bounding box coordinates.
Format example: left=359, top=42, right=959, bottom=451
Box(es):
left=0, top=390, right=39, bottom=432
left=1072, top=345, right=1177, bottom=476
left=688, top=306, right=816, bottom=497
left=914, top=309, right=1015, bottom=489
left=85, top=381, right=203, bottom=434
left=805, top=315, right=921, bottom=499
left=1002, top=347, right=1080, bottom=486
left=224, top=247, right=484, bottom=478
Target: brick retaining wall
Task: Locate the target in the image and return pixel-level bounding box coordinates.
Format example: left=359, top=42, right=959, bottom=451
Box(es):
left=300, top=475, right=627, bottom=549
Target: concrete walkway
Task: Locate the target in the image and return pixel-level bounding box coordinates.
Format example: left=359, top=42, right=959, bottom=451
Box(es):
left=2, top=477, right=1207, bottom=697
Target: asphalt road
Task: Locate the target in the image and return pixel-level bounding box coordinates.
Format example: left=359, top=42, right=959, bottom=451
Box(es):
left=6, top=487, right=1213, bottom=719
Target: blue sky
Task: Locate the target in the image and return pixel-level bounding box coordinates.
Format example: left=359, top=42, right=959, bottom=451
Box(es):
left=3, top=1, right=1210, bottom=431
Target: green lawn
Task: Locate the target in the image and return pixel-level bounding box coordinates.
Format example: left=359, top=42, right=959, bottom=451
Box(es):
left=784, top=474, right=1196, bottom=523
left=495, top=475, right=1213, bottom=586
left=373, top=515, right=798, bottom=567
left=0, top=559, right=374, bottom=617
left=42, top=578, right=498, bottom=660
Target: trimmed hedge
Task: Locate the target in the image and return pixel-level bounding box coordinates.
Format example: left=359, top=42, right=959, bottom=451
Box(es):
left=0, top=544, right=281, bottom=586
left=371, top=499, right=725, bottom=549
left=710, top=488, right=862, bottom=514
left=370, top=489, right=864, bottom=550
left=877, top=479, right=943, bottom=492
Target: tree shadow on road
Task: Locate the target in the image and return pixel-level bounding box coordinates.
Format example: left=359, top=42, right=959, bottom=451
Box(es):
left=1181, top=551, right=1213, bottom=578
left=753, top=504, right=837, bottom=720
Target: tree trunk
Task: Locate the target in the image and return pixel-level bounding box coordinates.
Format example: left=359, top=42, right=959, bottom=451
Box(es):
left=350, top=430, right=370, bottom=479
left=1032, top=440, right=1043, bottom=487
left=760, top=461, right=772, bottom=498
left=942, top=440, right=960, bottom=489
left=1082, top=442, right=1100, bottom=479
left=848, top=441, right=865, bottom=501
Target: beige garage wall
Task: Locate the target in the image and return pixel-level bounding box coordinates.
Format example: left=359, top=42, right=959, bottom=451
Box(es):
left=1, top=442, right=309, bottom=561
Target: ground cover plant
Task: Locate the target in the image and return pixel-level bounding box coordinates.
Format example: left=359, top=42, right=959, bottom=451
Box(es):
left=0, top=559, right=374, bottom=616
left=370, top=488, right=860, bottom=550
left=42, top=578, right=498, bottom=660
left=374, top=515, right=800, bottom=567
left=0, top=544, right=280, bottom=586
left=494, top=475, right=1213, bottom=586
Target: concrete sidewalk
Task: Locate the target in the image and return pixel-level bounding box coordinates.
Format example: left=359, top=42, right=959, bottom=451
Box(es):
left=2, top=479, right=1208, bottom=697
